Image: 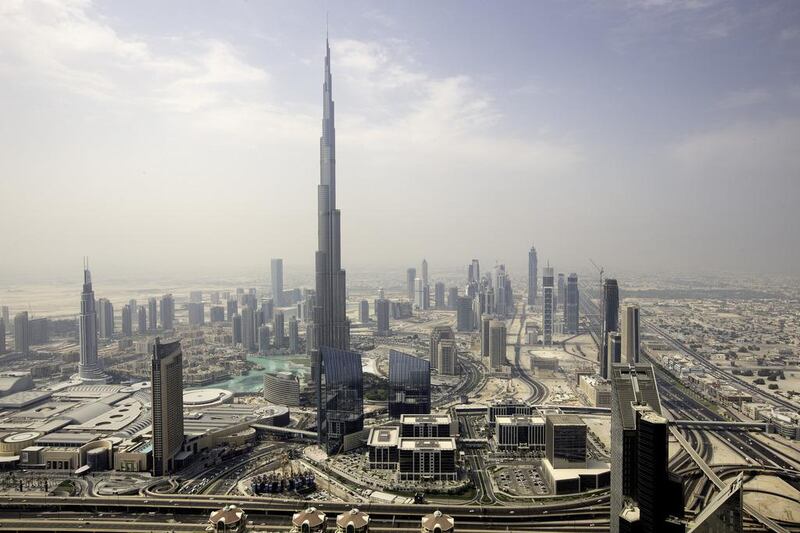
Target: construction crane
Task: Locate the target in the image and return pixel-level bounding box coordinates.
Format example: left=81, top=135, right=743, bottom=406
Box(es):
left=588, top=258, right=604, bottom=290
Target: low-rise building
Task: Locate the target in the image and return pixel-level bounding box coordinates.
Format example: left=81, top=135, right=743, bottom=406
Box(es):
left=367, top=426, right=399, bottom=469
left=495, top=414, right=545, bottom=451
left=398, top=438, right=458, bottom=481
left=400, top=414, right=453, bottom=438
left=579, top=374, right=611, bottom=408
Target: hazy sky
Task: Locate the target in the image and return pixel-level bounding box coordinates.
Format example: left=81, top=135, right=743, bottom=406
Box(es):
left=1, top=0, right=799, bottom=283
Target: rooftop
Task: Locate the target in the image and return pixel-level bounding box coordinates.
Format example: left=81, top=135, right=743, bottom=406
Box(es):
left=399, top=437, right=456, bottom=451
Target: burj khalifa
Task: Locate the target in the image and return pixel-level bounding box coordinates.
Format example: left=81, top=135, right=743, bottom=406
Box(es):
left=78, top=262, right=109, bottom=383
left=310, top=38, right=351, bottom=442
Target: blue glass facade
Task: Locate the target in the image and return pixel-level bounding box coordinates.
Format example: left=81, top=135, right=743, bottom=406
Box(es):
left=321, top=346, right=364, bottom=454
left=389, top=349, right=431, bottom=419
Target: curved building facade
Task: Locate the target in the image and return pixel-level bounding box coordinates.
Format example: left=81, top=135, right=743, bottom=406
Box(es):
left=263, top=372, right=301, bottom=407
left=388, top=350, right=430, bottom=419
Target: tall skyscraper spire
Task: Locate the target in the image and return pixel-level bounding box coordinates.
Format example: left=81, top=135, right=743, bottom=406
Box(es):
left=310, top=35, right=350, bottom=445
left=78, top=262, right=109, bottom=383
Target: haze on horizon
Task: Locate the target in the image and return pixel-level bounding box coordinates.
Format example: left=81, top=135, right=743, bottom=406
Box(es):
left=1, top=0, right=799, bottom=284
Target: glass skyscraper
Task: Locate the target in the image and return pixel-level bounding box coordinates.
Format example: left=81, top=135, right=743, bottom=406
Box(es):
left=388, top=349, right=431, bottom=418
left=321, top=346, right=364, bottom=454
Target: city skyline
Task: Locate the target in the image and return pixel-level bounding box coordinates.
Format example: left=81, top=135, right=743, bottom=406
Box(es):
left=1, top=1, right=800, bottom=282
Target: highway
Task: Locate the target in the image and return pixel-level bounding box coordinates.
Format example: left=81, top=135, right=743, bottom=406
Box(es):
left=512, top=302, right=549, bottom=403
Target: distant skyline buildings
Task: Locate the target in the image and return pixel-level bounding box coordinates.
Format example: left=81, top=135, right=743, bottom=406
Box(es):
left=528, top=246, right=537, bottom=307
left=542, top=266, right=554, bottom=346
left=565, top=273, right=579, bottom=334
left=270, top=258, right=284, bottom=307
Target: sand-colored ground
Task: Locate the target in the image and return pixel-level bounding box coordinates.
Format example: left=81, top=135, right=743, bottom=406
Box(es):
left=744, top=474, right=800, bottom=523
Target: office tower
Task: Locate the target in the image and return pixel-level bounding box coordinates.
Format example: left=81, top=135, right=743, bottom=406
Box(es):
left=434, top=282, right=445, bottom=309
left=358, top=299, right=369, bottom=324
left=414, top=277, right=424, bottom=309
left=423, top=284, right=430, bottom=310
left=622, top=305, right=640, bottom=364
left=242, top=306, right=257, bottom=353
left=0, top=319, right=5, bottom=354
left=309, top=39, right=352, bottom=448
left=601, top=279, right=620, bottom=377
left=97, top=298, right=114, bottom=339
left=406, top=268, right=416, bottom=301
left=495, top=264, right=508, bottom=318
left=375, top=298, right=390, bottom=336
left=557, top=273, right=565, bottom=310
left=258, top=325, right=271, bottom=354
left=210, top=305, right=225, bottom=323
left=13, top=312, right=29, bottom=355
left=542, top=266, right=554, bottom=345
left=121, top=304, right=133, bottom=337
left=1, top=306, right=8, bottom=329
left=273, top=310, right=285, bottom=348
left=447, top=287, right=459, bottom=310
left=189, top=291, right=203, bottom=304
left=437, top=339, right=457, bottom=375
left=78, top=267, right=108, bottom=382
left=261, top=298, right=274, bottom=323
left=128, top=299, right=137, bottom=319
left=151, top=338, right=184, bottom=476
left=489, top=319, right=507, bottom=369
left=480, top=314, right=492, bottom=358
left=187, top=302, right=204, bottom=326
left=226, top=299, right=238, bottom=321
left=388, top=350, right=431, bottom=418
left=528, top=245, right=538, bottom=306
left=137, top=305, right=147, bottom=333
left=28, top=317, right=49, bottom=345
left=565, top=273, right=579, bottom=334
left=160, top=294, right=175, bottom=330
left=288, top=317, right=299, bottom=353
left=232, top=314, right=242, bottom=345
left=144, top=297, right=156, bottom=331
left=430, top=326, right=454, bottom=372
left=545, top=414, right=587, bottom=468
left=271, top=258, right=284, bottom=306
left=210, top=291, right=220, bottom=305
left=604, top=331, right=622, bottom=380
left=456, top=296, right=474, bottom=331
left=610, top=364, right=684, bottom=533
left=469, top=259, right=480, bottom=284
left=321, top=347, right=364, bottom=454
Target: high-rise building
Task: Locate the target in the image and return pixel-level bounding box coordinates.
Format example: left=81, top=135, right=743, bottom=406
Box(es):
left=128, top=299, right=137, bottom=319
left=241, top=306, right=257, bottom=353
left=557, top=273, right=565, bottom=310
left=565, top=273, right=579, bottom=334
left=375, top=298, right=390, bottom=336
left=189, top=291, right=203, bottom=304
left=258, top=325, right=271, bottom=354
left=447, top=287, right=459, bottom=310
left=469, top=259, right=480, bottom=284
left=121, top=304, right=133, bottom=337
left=359, top=300, right=369, bottom=323
left=147, top=297, right=157, bottom=331
left=78, top=267, right=108, bottom=382
left=604, top=331, right=622, bottom=380
left=13, top=311, right=29, bottom=355
left=261, top=298, right=274, bottom=323
left=321, top=346, right=364, bottom=454
left=434, top=282, right=445, bottom=309
left=0, top=319, right=5, bottom=354
left=622, top=305, right=640, bottom=364
left=288, top=317, right=299, bottom=353
left=273, top=310, right=285, bottom=349
left=406, top=268, right=416, bottom=301
left=160, top=294, right=175, bottom=330
left=545, top=414, right=587, bottom=469
left=97, top=298, right=114, bottom=339
left=542, top=267, right=554, bottom=345
left=480, top=314, right=492, bottom=358
left=226, top=299, right=238, bottom=321
left=187, top=302, right=204, bottom=326
left=389, top=350, right=431, bottom=418
left=210, top=306, right=225, bottom=323
left=210, top=291, right=220, bottom=305
left=232, top=314, right=242, bottom=345
left=528, top=245, right=538, bottom=306
left=309, top=39, right=352, bottom=448
left=489, top=319, right=507, bottom=369
left=495, top=264, right=510, bottom=318
left=271, top=258, right=284, bottom=307
left=151, top=338, right=184, bottom=476
left=601, top=279, right=620, bottom=378
left=430, top=326, right=454, bottom=372
left=1, top=306, right=9, bottom=329
left=414, top=277, right=424, bottom=309
left=137, top=305, right=147, bottom=334
left=28, top=317, right=49, bottom=345
left=423, top=284, right=431, bottom=310
left=437, top=339, right=457, bottom=375
left=456, top=296, right=474, bottom=331
left=421, top=259, right=429, bottom=286
left=610, top=363, right=684, bottom=533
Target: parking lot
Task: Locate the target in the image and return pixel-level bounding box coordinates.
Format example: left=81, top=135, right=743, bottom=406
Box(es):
left=494, top=464, right=549, bottom=496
